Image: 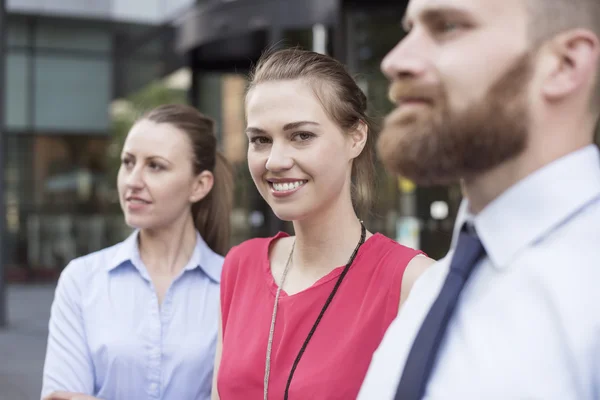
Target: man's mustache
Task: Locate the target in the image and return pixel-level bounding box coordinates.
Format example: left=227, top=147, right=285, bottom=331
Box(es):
left=388, top=80, right=444, bottom=105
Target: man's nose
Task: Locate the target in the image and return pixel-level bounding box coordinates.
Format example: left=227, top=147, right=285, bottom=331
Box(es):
left=381, top=31, right=430, bottom=81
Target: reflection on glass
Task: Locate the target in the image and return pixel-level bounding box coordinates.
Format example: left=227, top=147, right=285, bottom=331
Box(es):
left=4, top=135, right=129, bottom=276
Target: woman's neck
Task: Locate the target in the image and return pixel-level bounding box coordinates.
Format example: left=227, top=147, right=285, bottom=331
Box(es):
left=138, top=216, right=197, bottom=277
left=291, top=196, right=368, bottom=274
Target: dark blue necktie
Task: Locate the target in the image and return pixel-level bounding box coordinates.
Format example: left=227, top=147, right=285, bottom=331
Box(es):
left=394, top=226, right=486, bottom=400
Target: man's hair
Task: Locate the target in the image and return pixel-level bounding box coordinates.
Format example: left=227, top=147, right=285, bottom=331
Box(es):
left=527, top=0, right=600, bottom=41
left=527, top=0, right=600, bottom=107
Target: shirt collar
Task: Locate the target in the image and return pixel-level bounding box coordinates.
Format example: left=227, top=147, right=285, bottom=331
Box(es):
left=107, top=229, right=222, bottom=282
left=450, top=199, right=470, bottom=250
left=108, top=230, right=139, bottom=272
left=459, top=145, right=600, bottom=269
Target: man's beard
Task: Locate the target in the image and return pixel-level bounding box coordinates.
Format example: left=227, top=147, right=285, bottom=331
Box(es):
left=377, top=53, right=533, bottom=186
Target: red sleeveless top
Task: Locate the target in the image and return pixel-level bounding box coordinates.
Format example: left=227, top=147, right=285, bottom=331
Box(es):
left=217, top=232, right=424, bottom=399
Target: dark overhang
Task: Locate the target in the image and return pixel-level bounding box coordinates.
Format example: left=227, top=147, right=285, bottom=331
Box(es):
left=175, top=0, right=338, bottom=54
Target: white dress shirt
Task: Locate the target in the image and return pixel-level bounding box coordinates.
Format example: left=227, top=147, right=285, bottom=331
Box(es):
left=359, top=145, right=600, bottom=400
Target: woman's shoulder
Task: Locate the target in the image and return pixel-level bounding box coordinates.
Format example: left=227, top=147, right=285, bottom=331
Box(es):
left=357, top=233, right=430, bottom=285
left=364, top=233, right=426, bottom=264
left=225, top=231, right=290, bottom=261
left=221, top=232, right=289, bottom=281
left=56, top=236, right=132, bottom=297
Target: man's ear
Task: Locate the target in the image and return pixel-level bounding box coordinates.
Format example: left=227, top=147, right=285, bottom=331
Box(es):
left=541, top=29, right=600, bottom=101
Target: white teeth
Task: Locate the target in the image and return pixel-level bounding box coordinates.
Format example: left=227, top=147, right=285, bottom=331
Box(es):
left=272, top=181, right=305, bottom=192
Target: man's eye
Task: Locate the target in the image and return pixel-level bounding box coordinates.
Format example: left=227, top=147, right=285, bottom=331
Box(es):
left=443, top=22, right=459, bottom=31
left=435, top=21, right=463, bottom=34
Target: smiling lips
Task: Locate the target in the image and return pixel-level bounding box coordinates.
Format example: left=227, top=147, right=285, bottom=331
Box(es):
left=268, top=179, right=307, bottom=197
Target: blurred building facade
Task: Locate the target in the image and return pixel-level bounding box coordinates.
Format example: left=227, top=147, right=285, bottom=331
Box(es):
left=2, top=0, right=195, bottom=278
left=2, top=0, right=485, bottom=280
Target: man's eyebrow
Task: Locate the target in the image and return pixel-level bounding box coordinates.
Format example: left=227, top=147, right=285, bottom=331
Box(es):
left=403, top=6, right=473, bottom=31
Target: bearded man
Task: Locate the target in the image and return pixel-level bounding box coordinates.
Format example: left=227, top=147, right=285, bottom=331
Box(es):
left=359, top=0, right=600, bottom=398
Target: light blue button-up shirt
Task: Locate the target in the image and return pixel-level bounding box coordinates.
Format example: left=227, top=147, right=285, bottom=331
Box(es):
left=42, top=230, right=223, bottom=400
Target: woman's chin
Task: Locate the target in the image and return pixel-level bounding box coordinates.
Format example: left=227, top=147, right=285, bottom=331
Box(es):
left=270, top=207, right=310, bottom=224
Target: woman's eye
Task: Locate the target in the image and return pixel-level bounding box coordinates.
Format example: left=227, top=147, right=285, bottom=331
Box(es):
left=250, top=136, right=272, bottom=145
left=293, top=132, right=314, bottom=141
left=148, top=162, right=164, bottom=171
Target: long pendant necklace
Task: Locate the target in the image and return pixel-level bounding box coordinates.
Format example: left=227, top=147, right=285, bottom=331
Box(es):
left=263, top=221, right=367, bottom=400
left=263, top=239, right=295, bottom=399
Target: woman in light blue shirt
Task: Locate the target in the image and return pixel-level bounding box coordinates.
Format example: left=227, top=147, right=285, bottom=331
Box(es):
left=41, top=104, right=233, bottom=400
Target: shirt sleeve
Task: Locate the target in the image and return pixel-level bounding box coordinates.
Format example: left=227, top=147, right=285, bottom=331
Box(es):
left=41, top=260, right=95, bottom=397
left=594, top=336, right=600, bottom=399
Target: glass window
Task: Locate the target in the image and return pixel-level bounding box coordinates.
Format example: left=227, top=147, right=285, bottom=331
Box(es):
left=196, top=73, right=223, bottom=139
left=35, top=21, right=111, bottom=52
left=19, top=135, right=126, bottom=271
left=3, top=135, right=33, bottom=270
left=120, top=58, right=164, bottom=98
left=135, top=39, right=163, bottom=57
left=111, top=0, right=161, bottom=23
left=7, top=18, right=30, bottom=47
left=5, top=51, right=30, bottom=129
left=32, top=136, right=111, bottom=209
left=3, top=134, right=123, bottom=272
left=221, top=74, right=247, bottom=164
left=34, top=55, right=111, bottom=132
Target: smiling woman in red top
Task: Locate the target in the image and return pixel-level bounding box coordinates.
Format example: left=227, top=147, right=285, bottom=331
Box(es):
left=212, top=48, right=434, bottom=400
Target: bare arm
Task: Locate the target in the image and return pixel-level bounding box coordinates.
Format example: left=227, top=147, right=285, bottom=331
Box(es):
left=399, top=254, right=435, bottom=312
left=211, top=306, right=223, bottom=400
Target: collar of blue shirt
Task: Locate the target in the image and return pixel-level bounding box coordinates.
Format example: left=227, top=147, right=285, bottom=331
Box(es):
left=106, top=229, right=222, bottom=282
left=453, top=144, right=600, bottom=270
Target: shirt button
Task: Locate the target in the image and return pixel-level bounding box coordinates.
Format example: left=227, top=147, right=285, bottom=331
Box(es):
left=150, top=382, right=158, bottom=391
